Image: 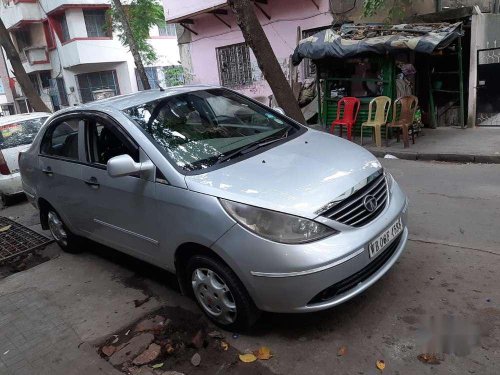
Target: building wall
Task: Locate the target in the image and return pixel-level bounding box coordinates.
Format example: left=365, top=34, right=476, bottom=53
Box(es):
left=169, top=0, right=436, bottom=103
left=0, top=1, right=181, bottom=113
left=467, top=12, right=500, bottom=127
left=179, top=0, right=333, bottom=102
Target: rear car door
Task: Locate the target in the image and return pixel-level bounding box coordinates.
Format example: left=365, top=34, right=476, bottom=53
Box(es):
left=79, top=114, right=160, bottom=261
left=38, top=117, right=87, bottom=232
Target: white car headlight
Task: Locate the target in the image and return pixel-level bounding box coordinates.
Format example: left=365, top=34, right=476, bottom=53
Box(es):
left=220, top=199, right=338, bottom=244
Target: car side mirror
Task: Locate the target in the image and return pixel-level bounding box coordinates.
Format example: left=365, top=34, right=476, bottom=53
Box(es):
left=273, top=107, right=285, bottom=115
left=107, top=154, right=154, bottom=178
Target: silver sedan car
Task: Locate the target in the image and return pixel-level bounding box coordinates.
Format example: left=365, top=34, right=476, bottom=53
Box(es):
left=19, top=86, right=408, bottom=330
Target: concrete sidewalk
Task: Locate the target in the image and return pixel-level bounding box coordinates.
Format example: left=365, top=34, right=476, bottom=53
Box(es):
left=314, top=125, right=500, bottom=163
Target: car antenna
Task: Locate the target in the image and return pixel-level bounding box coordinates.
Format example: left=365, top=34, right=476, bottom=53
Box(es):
left=157, top=82, right=165, bottom=92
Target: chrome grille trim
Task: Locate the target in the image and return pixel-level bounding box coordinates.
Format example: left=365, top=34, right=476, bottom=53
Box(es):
left=321, top=172, right=388, bottom=227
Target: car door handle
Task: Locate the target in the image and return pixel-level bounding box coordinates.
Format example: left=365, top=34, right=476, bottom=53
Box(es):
left=83, top=177, right=100, bottom=188
left=42, top=167, right=53, bottom=176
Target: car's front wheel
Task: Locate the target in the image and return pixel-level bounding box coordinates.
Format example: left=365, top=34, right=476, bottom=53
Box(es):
left=47, top=210, right=83, bottom=254
left=186, top=254, right=260, bottom=331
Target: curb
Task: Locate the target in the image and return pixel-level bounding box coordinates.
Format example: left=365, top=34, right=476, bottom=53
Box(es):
left=367, top=149, right=500, bottom=164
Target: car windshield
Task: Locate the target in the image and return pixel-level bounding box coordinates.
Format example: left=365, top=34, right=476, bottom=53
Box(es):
left=0, top=117, right=48, bottom=150
left=123, top=89, right=298, bottom=171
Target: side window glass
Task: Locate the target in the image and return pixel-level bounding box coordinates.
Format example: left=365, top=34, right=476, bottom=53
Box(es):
left=41, top=120, right=80, bottom=160
left=88, top=121, right=139, bottom=165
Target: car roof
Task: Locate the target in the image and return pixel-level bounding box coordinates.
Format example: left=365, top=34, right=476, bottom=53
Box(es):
left=57, top=84, right=220, bottom=114
left=0, top=112, right=51, bottom=126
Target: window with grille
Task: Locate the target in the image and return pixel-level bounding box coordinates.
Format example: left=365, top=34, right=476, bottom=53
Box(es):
left=83, top=9, right=109, bottom=38
left=136, top=67, right=159, bottom=90
left=216, top=43, right=252, bottom=87
left=15, top=28, right=31, bottom=51
left=77, top=70, right=119, bottom=103
left=60, top=14, right=70, bottom=42
left=158, top=22, right=177, bottom=37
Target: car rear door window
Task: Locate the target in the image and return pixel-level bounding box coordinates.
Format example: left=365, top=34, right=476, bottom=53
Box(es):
left=41, top=120, right=80, bottom=160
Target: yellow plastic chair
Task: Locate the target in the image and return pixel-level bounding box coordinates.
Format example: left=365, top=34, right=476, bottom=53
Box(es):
left=360, top=96, right=391, bottom=148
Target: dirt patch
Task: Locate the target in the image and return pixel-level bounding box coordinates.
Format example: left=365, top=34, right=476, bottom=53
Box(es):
left=98, top=306, right=275, bottom=375
left=0, top=249, right=53, bottom=279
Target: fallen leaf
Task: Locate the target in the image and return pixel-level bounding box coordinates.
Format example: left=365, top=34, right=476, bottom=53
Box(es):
left=239, top=353, right=257, bottom=363
left=0, top=225, right=11, bottom=233
left=191, top=353, right=201, bottom=367
left=417, top=353, right=441, bottom=365
left=152, top=363, right=164, bottom=369
left=254, top=346, right=272, bottom=360
left=376, top=360, right=386, bottom=371
left=337, top=346, right=347, bottom=356
left=221, top=341, right=229, bottom=351
left=165, top=343, right=175, bottom=354
left=101, top=345, right=116, bottom=357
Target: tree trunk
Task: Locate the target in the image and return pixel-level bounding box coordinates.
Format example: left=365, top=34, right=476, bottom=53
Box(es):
left=111, top=0, right=151, bottom=90
left=0, top=18, right=51, bottom=113
left=228, top=0, right=305, bottom=124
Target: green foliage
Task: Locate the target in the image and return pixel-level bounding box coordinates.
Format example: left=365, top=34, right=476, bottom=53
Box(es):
left=363, top=0, right=412, bottom=21
left=108, top=0, right=165, bottom=65
left=163, top=66, right=185, bottom=87
left=363, top=0, right=386, bottom=17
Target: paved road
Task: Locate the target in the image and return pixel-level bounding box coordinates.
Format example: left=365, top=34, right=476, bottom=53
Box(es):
left=0, top=159, right=499, bottom=374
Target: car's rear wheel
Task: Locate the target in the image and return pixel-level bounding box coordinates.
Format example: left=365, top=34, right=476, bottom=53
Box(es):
left=47, top=210, right=83, bottom=254
left=0, top=194, right=13, bottom=207
left=186, top=254, right=260, bottom=331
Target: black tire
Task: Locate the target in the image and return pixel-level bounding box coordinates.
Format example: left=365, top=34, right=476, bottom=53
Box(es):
left=46, top=209, right=83, bottom=254
left=186, top=254, right=260, bottom=331
left=1, top=194, right=13, bottom=207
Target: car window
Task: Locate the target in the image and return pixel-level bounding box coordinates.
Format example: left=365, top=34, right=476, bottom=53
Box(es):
left=41, top=119, right=80, bottom=160
left=0, top=117, right=48, bottom=150
left=124, top=88, right=297, bottom=172
left=87, top=120, right=139, bottom=165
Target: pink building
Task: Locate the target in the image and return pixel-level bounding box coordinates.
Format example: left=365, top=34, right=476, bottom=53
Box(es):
left=164, top=0, right=339, bottom=103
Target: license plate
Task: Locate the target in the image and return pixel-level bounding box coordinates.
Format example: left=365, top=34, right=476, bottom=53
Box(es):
left=368, top=217, right=403, bottom=258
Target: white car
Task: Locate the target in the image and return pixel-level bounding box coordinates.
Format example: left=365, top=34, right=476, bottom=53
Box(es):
left=0, top=112, right=50, bottom=205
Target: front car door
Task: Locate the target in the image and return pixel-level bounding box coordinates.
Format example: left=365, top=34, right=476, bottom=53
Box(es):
left=38, top=116, right=88, bottom=233
left=79, top=113, right=160, bottom=261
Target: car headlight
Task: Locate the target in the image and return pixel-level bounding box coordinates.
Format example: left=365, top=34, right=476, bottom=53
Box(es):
left=220, top=199, right=338, bottom=244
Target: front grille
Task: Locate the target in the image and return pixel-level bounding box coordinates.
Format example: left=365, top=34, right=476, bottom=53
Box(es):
left=308, top=233, right=403, bottom=305
left=322, top=172, right=388, bottom=227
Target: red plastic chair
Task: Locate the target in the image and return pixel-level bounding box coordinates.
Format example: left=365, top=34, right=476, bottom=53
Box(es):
left=329, top=97, right=361, bottom=141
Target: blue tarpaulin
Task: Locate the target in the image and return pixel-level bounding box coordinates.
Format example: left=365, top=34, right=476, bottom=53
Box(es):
left=292, top=22, right=463, bottom=65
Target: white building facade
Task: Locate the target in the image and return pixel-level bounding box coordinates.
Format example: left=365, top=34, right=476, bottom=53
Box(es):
left=0, top=0, right=181, bottom=113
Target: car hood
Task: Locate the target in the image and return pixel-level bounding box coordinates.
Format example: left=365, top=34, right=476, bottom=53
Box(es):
left=185, top=129, right=382, bottom=219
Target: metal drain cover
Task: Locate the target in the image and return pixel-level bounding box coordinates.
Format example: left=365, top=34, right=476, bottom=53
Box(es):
left=0, top=216, right=53, bottom=262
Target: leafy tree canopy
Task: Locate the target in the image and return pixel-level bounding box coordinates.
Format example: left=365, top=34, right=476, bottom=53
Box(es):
left=108, top=0, right=165, bottom=65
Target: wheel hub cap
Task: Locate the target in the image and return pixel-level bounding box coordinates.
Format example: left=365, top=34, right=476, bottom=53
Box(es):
left=191, top=268, right=237, bottom=325
left=48, top=211, right=68, bottom=247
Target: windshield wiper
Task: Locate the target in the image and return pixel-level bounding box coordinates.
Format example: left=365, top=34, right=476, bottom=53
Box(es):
left=215, top=134, right=287, bottom=165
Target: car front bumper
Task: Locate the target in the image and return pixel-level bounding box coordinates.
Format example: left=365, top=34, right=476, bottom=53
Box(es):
left=0, top=172, right=23, bottom=196
left=211, top=180, right=409, bottom=313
